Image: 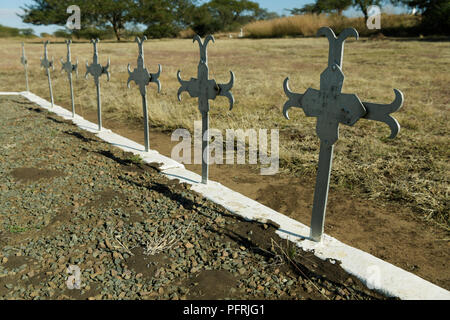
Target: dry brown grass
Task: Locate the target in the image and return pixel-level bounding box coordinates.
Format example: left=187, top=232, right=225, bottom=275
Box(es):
left=244, top=14, right=421, bottom=38
left=0, top=35, right=448, bottom=226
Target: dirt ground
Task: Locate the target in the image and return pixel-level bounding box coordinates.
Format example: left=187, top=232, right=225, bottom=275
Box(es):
left=74, top=110, right=449, bottom=291
left=0, top=95, right=389, bottom=300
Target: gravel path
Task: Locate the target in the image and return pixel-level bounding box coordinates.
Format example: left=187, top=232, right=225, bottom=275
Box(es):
left=0, top=95, right=386, bottom=300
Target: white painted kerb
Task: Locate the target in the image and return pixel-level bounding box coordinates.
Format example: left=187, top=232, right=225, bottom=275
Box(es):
left=2, top=91, right=449, bottom=300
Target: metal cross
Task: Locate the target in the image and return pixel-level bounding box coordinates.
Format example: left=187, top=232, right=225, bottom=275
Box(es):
left=127, top=36, right=161, bottom=152
left=60, top=40, right=78, bottom=118
left=20, top=42, right=29, bottom=92
left=177, top=35, right=235, bottom=184
left=40, top=41, right=54, bottom=107
left=283, top=27, right=404, bottom=242
left=85, top=38, right=110, bottom=131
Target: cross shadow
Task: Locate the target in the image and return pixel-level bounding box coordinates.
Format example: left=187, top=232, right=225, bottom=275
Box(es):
left=95, top=150, right=136, bottom=166
left=64, top=130, right=99, bottom=143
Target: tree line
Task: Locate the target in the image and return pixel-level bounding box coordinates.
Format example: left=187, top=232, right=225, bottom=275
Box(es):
left=19, top=0, right=449, bottom=40
left=20, top=0, right=278, bottom=40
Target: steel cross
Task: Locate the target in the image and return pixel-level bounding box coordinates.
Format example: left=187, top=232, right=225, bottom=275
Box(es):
left=61, top=40, right=78, bottom=118
left=177, top=35, right=235, bottom=184
left=40, top=41, right=54, bottom=107
left=85, top=38, right=110, bottom=131
left=283, top=27, right=404, bottom=242
left=127, top=36, right=161, bottom=152
left=20, top=42, right=29, bottom=92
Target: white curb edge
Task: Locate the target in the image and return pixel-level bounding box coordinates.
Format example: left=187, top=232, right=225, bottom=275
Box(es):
left=3, top=91, right=449, bottom=300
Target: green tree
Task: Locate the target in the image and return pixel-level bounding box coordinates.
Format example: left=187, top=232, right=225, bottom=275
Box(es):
left=393, top=0, right=450, bottom=34
left=190, top=5, right=221, bottom=36
left=255, top=8, right=280, bottom=20
left=322, top=0, right=353, bottom=14
left=352, top=0, right=384, bottom=20
left=289, top=4, right=322, bottom=15
left=190, top=0, right=263, bottom=35
left=291, top=0, right=352, bottom=15
left=91, top=0, right=136, bottom=41
left=133, top=0, right=197, bottom=38
left=19, top=0, right=136, bottom=41
left=20, top=0, right=73, bottom=26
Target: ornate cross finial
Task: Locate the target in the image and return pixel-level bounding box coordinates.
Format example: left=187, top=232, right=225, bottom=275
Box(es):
left=282, top=27, right=403, bottom=242
left=85, top=39, right=110, bottom=131
left=40, top=40, right=54, bottom=107
left=317, top=27, right=359, bottom=68
left=177, top=35, right=235, bottom=114
left=127, top=36, right=162, bottom=152
left=61, top=39, right=78, bottom=118
left=61, top=40, right=78, bottom=77
left=127, top=36, right=161, bottom=96
left=40, top=40, right=54, bottom=70
left=20, top=42, right=29, bottom=91
left=177, top=35, right=235, bottom=184
left=85, top=38, right=110, bottom=85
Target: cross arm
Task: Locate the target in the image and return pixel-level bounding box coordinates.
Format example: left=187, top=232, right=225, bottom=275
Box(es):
left=176, top=70, right=199, bottom=101
left=84, top=61, right=90, bottom=79
left=283, top=78, right=323, bottom=120
left=103, top=58, right=111, bottom=81
left=150, top=64, right=162, bottom=93
left=362, top=89, right=404, bottom=138
left=282, top=77, right=304, bottom=120
left=216, top=71, right=235, bottom=110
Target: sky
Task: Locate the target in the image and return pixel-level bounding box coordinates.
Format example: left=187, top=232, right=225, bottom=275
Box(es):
left=0, top=0, right=408, bottom=36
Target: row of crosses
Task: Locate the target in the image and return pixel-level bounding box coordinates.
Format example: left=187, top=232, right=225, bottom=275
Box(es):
left=28, top=28, right=402, bottom=242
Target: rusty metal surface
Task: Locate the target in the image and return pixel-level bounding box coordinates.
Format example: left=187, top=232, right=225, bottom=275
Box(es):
left=60, top=40, right=78, bottom=118
left=282, top=27, right=403, bottom=242
left=127, top=36, right=161, bottom=152
left=177, top=35, right=235, bottom=184
left=85, top=39, right=110, bottom=131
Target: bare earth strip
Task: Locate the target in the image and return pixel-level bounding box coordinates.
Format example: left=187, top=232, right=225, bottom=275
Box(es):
left=0, top=95, right=389, bottom=300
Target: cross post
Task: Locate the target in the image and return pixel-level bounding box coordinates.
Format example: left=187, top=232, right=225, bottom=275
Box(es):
left=40, top=41, right=54, bottom=107
left=61, top=40, right=78, bottom=118
left=177, top=35, right=235, bottom=184
left=85, top=39, right=110, bottom=131
left=127, top=36, right=161, bottom=152
left=283, top=27, right=404, bottom=242
left=20, top=42, right=29, bottom=92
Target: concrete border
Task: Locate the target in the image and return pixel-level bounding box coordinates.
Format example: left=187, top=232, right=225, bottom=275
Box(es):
left=2, top=91, right=449, bottom=300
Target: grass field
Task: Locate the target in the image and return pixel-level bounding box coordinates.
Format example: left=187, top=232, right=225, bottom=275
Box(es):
left=0, top=35, right=448, bottom=227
